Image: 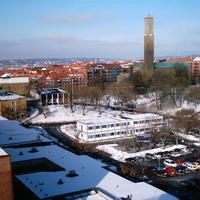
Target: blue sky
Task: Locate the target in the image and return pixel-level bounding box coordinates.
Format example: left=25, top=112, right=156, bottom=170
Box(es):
left=1, top=0, right=200, bottom=60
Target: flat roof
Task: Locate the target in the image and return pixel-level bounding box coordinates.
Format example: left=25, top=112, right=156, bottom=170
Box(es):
left=0, top=116, right=50, bottom=146
left=121, top=113, right=162, bottom=120
left=0, top=148, right=8, bottom=156
left=5, top=144, right=178, bottom=200
left=78, top=117, right=131, bottom=125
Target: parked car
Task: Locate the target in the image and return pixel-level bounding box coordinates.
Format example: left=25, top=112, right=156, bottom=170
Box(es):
left=164, top=167, right=176, bottom=176
left=156, top=169, right=167, bottom=177
left=125, top=156, right=144, bottom=163
left=175, top=166, right=189, bottom=175
left=175, top=160, right=184, bottom=166
left=184, top=162, right=198, bottom=171
left=171, top=151, right=181, bottom=157
left=145, top=153, right=157, bottom=160
left=163, top=159, right=177, bottom=167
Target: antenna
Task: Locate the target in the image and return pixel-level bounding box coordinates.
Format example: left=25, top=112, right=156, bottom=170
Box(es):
left=147, top=11, right=151, bottom=17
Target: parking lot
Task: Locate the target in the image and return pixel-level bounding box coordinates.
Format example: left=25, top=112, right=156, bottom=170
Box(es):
left=124, top=144, right=200, bottom=200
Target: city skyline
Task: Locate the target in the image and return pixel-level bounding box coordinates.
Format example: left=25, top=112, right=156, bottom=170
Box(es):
left=1, top=0, right=200, bottom=60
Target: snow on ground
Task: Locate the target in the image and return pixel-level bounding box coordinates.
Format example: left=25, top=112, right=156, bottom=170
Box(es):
left=96, top=144, right=186, bottom=162
left=29, top=105, right=121, bottom=124
left=177, top=132, right=200, bottom=142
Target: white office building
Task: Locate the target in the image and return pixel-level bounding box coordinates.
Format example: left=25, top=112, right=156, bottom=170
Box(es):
left=77, top=113, right=163, bottom=142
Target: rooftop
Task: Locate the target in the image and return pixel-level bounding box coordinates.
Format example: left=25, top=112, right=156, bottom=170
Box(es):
left=78, top=117, right=131, bottom=125
left=121, top=113, right=162, bottom=120
left=0, top=116, right=50, bottom=146
left=0, top=92, right=26, bottom=101
left=38, top=88, right=67, bottom=95
left=4, top=144, right=178, bottom=200
left=0, top=147, right=8, bottom=156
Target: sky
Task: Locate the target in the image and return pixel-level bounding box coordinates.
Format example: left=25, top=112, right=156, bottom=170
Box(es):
left=1, top=0, right=200, bottom=60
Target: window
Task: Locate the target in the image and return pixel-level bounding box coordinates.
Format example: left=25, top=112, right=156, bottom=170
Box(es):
left=102, top=125, right=107, bottom=128
left=110, top=124, right=114, bottom=127
left=88, top=126, right=93, bottom=130
left=10, top=101, right=16, bottom=112
left=116, top=123, right=120, bottom=127
left=95, top=126, right=100, bottom=129
left=111, top=132, right=115, bottom=136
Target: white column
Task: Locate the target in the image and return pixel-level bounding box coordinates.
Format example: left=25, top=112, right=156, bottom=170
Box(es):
left=52, top=94, right=54, bottom=105
left=62, top=93, right=65, bottom=105
left=57, top=93, right=59, bottom=105
left=46, top=94, right=48, bottom=105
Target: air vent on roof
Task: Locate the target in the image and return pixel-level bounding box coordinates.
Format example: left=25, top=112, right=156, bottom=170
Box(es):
left=66, top=170, right=78, bottom=177
left=57, top=178, right=64, bottom=184
left=29, top=147, right=39, bottom=153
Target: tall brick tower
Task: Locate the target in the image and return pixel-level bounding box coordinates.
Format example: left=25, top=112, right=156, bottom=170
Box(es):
left=144, top=15, right=154, bottom=74
left=0, top=148, right=13, bottom=200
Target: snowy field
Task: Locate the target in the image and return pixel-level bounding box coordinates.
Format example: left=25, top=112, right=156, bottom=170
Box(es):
left=29, top=105, right=121, bottom=124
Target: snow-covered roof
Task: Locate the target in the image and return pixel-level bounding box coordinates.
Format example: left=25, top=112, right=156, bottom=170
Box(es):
left=0, top=148, right=8, bottom=156
left=0, top=117, right=50, bottom=146
left=121, top=113, right=162, bottom=120
left=38, top=88, right=67, bottom=95
left=193, top=56, right=200, bottom=62
left=78, top=117, right=131, bottom=125
left=0, top=76, right=29, bottom=83
left=4, top=144, right=178, bottom=200
left=0, top=93, right=26, bottom=101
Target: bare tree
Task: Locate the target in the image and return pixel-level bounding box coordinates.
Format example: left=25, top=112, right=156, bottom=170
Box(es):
left=107, top=80, right=134, bottom=114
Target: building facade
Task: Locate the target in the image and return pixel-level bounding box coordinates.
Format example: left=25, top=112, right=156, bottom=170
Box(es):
left=0, top=148, right=13, bottom=200
left=0, top=76, right=30, bottom=96
left=192, top=57, right=200, bottom=82
left=0, top=90, right=27, bottom=120
left=144, top=16, right=154, bottom=76
left=77, top=113, right=163, bottom=142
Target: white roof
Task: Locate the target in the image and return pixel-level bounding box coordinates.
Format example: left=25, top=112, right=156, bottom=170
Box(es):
left=78, top=117, right=130, bottom=125
left=0, top=93, right=26, bottom=101
left=4, top=144, right=178, bottom=200
left=0, top=148, right=8, bottom=156
left=121, top=113, right=162, bottom=120
left=0, top=117, right=50, bottom=146
left=0, top=76, right=29, bottom=83
left=193, top=56, right=200, bottom=62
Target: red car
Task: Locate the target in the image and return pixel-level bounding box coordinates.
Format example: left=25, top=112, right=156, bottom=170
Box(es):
left=165, top=167, right=176, bottom=176
left=175, top=160, right=184, bottom=166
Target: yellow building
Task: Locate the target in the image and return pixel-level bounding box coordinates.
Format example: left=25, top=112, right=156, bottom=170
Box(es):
left=0, top=76, right=30, bottom=96
left=0, top=89, right=27, bottom=120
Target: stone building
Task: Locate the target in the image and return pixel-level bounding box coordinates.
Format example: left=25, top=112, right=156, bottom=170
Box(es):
left=0, top=148, right=13, bottom=200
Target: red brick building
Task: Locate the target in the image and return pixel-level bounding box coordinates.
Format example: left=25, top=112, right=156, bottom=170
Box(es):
left=0, top=148, right=13, bottom=200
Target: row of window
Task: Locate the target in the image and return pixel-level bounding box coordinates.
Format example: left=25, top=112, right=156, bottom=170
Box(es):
left=88, top=122, right=130, bottom=130
left=134, top=118, right=162, bottom=125
left=88, top=131, right=128, bottom=139
left=135, top=127, right=152, bottom=132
